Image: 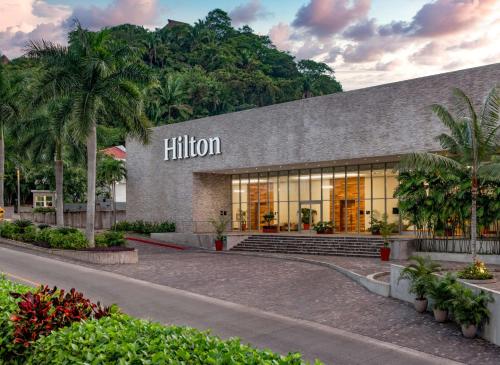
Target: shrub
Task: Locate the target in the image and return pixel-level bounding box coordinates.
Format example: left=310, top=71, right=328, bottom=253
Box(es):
left=32, top=207, right=56, bottom=214
left=112, top=220, right=176, bottom=234
left=457, top=260, right=494, bottom=280
left=427, top=274, right=457, bottom=311
left=20, top=226, right=38, bottom=243
left=13, top=220, right=33, bottom=233
left=9, top=285, right=113, bottom=358
left=27, top=315, right=309, bottom=365
left=0, top=221, right=19, bottom=239
left=95, top=231, right=126, bottom=247
left=450, top=286, right=493, bottom=327
left=312, top=221, right=333, bottom=233
left=37, top=224, right=50, bottom=230
left=0, top=277, right=30, bottom=363
left=398, top=256, right=441, bottom=299
left=46, top=230, right=87, bottom=249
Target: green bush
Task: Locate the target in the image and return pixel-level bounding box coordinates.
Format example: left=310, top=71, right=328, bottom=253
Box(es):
left=112, top=220, right=175, bottom=234
left=0, top=277, right=30, bottom=363
left=13, top=220, right=33, bottom=233
left=451, top=285, right=493, bottom=327
left=95, top=231, right=126, bottom=247
left=47, top=230, right=87, bottom=249
left=457, top=260, right=494, bottom=280
left=20, top=226, right=38, bottom=243
left=0, top=221, right=19, bottom=239
left=27, top=315, right=308, bottom=365
left=33, top=207, right=56, bottom=214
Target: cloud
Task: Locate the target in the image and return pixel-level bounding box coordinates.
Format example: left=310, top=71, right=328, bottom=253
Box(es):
left=229, top=0, right=270, bottom=26
left=409, top=42, right=443, bottom=65
left=269, top=22, right=293, bottom=51
left=292, top=0, right=370, bottom=37
left=70, top=0, right=163, bottom=30
left=342, top=18, right=376, bottom=40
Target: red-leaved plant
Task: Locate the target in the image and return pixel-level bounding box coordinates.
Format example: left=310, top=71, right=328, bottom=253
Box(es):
left=10, top=285, right=112, bottom=349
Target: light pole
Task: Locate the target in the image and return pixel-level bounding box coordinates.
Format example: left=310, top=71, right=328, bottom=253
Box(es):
left=16, top=167, right=20, bottom=214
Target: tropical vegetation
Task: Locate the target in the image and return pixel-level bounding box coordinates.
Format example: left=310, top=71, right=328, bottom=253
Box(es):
left=0, top=277, right=314, bottom=364
left=398, top=255, right=441, bottom=300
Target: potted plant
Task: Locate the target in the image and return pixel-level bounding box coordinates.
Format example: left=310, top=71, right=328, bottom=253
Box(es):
left=399, top=256, right=441, bottom=313
left=237, top=209, right=247, bottom=231
left=427, top=274, right=457, bottom=322
left=378, top=213, right=398, bottom=261
left=368, top=215, right=381, bottom=235
left=209, top=217, right=229, bottom=251
left=261, top=212, right=277, bottom=233
left=301, top=208, right=317, bottom=230
left=313, top=221, right=334, bottom=234
left=450, top=286, right=493, bottom=338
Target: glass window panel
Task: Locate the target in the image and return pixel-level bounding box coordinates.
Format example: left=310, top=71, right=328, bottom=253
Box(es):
left=279, top=201, right=288, bottom=232
left=279, top=172, right=288, bottom=201
left=232, top=176, right=240, bottom=204
left=299, top=169, right=310, bottom=201
left=322, top=200, right=332, bottom=223
left=45, top=196, right=53, bottom=202
left=249, top=174, right=258, bottom=203
left=259, top=173, right=269, bottom=203
left=311, top=169, right=321, bottom=201
left=232, top=203, right=240, bottom=230
left=372, top=199, right=385, bottom=220
left=289, top=170, right=299, bottom=201
left=387, top=198, right=400, bottom=226
left=334, top=167, right=346, bottom=232
left=346, top=199, right=359, bottom=232
left=372, top=164, right=385, bottom=199
left=386, top=169, right=399, bottom=200
left=269, top=173, right=278, bottom=203
left=346, top=166, right=358, bottom=199
left=240, top=202, right=248, bottom=231
left=240, top=175, right=249, bottom=203
left=361, top=200, right=372, bottom=232
left=289, top=202, right=299, bottom=231
left=359, top=165, right=371, bottom=200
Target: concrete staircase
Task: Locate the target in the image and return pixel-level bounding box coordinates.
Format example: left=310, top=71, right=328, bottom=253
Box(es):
left=230, top=235, right=384, bottom=257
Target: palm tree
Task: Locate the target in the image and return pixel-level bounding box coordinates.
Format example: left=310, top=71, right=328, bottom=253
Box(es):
left=16, top=97, right=76, bottom=226
left=97, top=155, right=126, bottom=227
left=149, top=74, right=192, bottom=125
left=399, top=87, right=499, bottom=259
left=26, top=25, right=151, bottom=246
left=0, top=63, right=22, bottom=207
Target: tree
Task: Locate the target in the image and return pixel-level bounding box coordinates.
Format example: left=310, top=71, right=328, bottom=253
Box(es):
left=26, top=24, right=151, bottom=246
left=399, top=87, right=500, bottom=259
left=0, top=63, right=22, bottom=207
left=97, top=155, right=126, bottom=227
left=16, top=97, right=75, bottom=226
left=148, top=74, right=192, bottom=125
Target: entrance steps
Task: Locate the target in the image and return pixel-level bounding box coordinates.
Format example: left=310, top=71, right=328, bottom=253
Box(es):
left=230, top=234, right=384, bottom=257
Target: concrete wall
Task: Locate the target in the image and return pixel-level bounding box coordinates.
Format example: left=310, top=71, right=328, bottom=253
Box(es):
left=391, top=264, right=500, bottom=346
left=127, top=64, right=500, bottom=231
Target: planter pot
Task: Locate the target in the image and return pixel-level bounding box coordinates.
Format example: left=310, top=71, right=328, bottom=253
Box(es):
left=371, top=230, right=381, bottom=235
left=241, top=223, right=247, bottom=231
left=414, top=298, right=428, bottom=313
left=380, top=247, right=391, bottom=261
left=303, top=224, right=310, bottom=230
left=215, top=240, right=223, bottom=251
left=461, top=324, right=477, bottom=338
left=433, top=308, right=448, bottom=323
left=263, top=226, right=278, bottom=233
left=316, top=228, right=333, bottom=234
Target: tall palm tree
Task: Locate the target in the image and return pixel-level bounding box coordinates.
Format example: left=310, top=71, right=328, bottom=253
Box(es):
left=0, top=63, right=22, bottom=207
left=26, top=25, right=151, bottom=246
left=97, top=155, right=126, bottom=227
left=149, top=74, right=192, bottom=125
left=399, top=87, right=499, bottom=259
left=16, top=97, right=76, bottom=226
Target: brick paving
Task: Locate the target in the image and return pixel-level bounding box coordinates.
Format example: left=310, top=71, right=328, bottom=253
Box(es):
left=2, top=240, right=500, bottom=364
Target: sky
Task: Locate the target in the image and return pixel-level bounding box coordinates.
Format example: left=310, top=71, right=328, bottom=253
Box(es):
left=1, top=0, right=499, bottom=90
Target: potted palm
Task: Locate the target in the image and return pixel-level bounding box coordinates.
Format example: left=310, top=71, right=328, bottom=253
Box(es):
left=209, top=217, right=229, bottom=251
left=313, top=221, right=334, bottom=234
left=427, top=274, right=457, bottom=322
left=301, top=208, right=317, bottom=230
left=237, top=209, right=247, bottom=231
left=451, top=286, right=493, bottom=338
left=378, top=213, right=397, bottom=261
left=399, top=256, right=441, bottom=312
left=262, top=212, right=277, bottom=233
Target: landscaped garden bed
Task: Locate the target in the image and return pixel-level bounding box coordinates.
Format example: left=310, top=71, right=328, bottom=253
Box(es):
left=0, top=277, right=312, bottom=364
left=0, top=220, right=138, bottom=264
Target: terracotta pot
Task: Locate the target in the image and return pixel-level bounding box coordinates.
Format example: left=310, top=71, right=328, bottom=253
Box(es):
left=263, top=226, right=278, bottom=233
left=215, top=240, right=223, bottom=251
left=303, top=223, right=310, bottom=230
left=414, top=298, right=428, bottom=313
left=461, top=324, right=477, bottom=338
left=241, top=223, right=247, bottom=231
left=380, top=247, right=391, bottom=261
left=433, top=308, right=448, bottom=323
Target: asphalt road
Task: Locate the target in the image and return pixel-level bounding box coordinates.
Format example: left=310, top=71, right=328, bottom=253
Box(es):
left=0, top=246, right=462, bottom=365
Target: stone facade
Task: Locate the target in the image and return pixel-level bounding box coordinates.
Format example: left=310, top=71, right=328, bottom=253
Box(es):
left=127, top=63, right=500, bottom=231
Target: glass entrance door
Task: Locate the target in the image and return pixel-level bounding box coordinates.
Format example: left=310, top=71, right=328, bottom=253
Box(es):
left=299, top=201, right=321, bottom=231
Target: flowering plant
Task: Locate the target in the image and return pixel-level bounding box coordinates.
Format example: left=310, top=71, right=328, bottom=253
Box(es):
left=457, top=260, right=494, bottom=280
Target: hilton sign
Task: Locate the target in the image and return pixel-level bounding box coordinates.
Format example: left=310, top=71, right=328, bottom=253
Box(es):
left=164, top=135, right=221, bottom=161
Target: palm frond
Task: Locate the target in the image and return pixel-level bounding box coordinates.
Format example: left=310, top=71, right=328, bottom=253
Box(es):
left=478, top=162, right=500, bottom=182
left=398, top=152, right=463, bottom=174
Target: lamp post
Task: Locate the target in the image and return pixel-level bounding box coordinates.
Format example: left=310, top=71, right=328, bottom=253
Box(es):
left=16, top=167, right=20, bottom=214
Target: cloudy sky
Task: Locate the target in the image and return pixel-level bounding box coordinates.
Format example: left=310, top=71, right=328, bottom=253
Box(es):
left=1, top=0, right=499, bottom=90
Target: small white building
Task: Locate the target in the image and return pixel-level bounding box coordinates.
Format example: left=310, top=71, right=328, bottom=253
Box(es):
left=101, top=145, right=127, bottom=203
left=31, top=190, right=55, bottom=208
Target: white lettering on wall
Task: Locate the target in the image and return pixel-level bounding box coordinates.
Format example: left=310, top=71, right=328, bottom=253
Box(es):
left=165, top=135, right=222, bottom=161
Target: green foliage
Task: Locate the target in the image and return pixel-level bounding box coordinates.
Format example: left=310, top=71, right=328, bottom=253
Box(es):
left=95, top=231, right=126, bottom=247
left=111, top=220, right=176, bottom=234
left=0, top=223, right=87, bottom=249
left=45, top=229, right=87, bottom=249
left=313, top=221, right=333, bottom=233
left=427, top=274, right=457, bottom=310
left=301, top=208, right=317, bottom=225
left=399, top=256, right=441, bottom=299
left=0, top=277, right=30, bottom=363
left=32, top=207, right=56, bottom=213
left=261, top=211, right=276, bottom=227
left=457, top=260, right=494, bottom=280
left=451, top=286, right=493, bottom=327
left=209, top=217, right=229, bottom=240
left=12, top=219, right=33, bottom=232
left=0, top=221, right=19, bottom=239
left=26, top=314, right=311, bottom=365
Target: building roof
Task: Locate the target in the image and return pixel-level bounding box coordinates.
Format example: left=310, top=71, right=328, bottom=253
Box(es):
left=102, top=145, right=126, bottom=160
left=166, top=19, right=188, bottom=28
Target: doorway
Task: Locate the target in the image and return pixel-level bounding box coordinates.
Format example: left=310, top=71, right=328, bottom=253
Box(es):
left=299, top=201, right=321, bottom=231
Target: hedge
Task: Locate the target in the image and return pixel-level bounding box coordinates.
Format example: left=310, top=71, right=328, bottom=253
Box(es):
left=112, top=220, right=175, bottom=234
